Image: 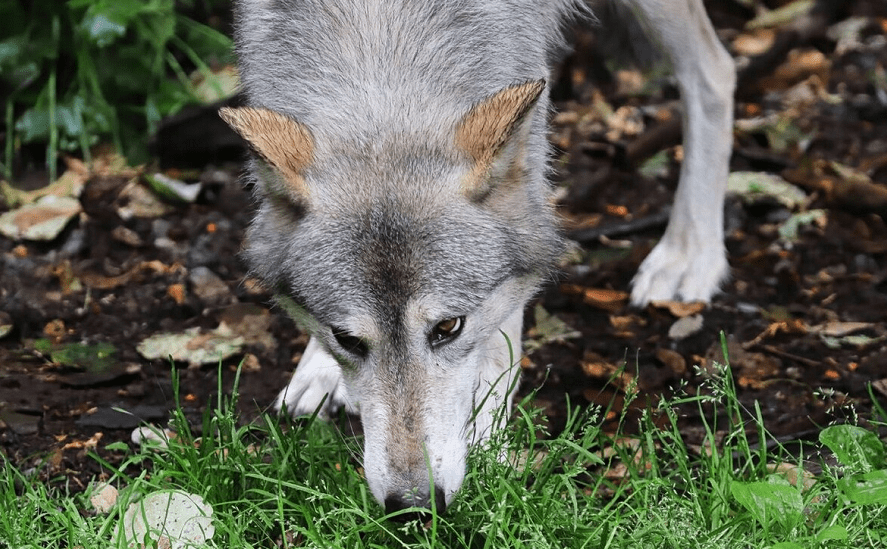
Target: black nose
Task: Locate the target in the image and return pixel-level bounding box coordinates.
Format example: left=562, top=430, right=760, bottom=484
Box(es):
left=384, top=485, right=447, bottom=520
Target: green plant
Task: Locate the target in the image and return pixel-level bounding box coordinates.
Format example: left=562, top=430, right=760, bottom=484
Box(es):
left=3, top=341, right=887, bottom=547
left=0, top=0, right=232, bottom=182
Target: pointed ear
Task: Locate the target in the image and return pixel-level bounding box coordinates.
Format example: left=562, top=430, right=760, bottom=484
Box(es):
left=219, top=106, right=314, bottom=200
left=455, top=80, right=545, bottom=199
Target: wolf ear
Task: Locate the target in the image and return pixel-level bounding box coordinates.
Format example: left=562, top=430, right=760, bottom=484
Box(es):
left=219, top=106, right=314, bottom=201
left=455, top=80, right=545, bottom=199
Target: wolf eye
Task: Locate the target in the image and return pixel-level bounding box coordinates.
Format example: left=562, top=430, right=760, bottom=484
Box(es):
left=331, top=327, right=368, bottom=358
left=429, top=316, right=465, bottom=346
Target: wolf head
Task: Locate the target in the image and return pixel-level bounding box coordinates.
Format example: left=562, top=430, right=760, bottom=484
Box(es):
left=223, top=0, right=582, bottom=512
left=221, top=80, right=562, bottom=510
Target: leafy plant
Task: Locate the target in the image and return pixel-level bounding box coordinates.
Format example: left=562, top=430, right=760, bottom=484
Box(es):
left=820, top=424, right=887, bottom=507
left=0, top=0, right=232, bottom=182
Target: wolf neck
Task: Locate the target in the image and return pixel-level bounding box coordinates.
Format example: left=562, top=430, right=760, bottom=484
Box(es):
left=237, top=0, right=556, bottom=141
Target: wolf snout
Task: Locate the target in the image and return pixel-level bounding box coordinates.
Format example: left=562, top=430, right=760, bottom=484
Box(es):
left=384, top=485, right=447, bottom=519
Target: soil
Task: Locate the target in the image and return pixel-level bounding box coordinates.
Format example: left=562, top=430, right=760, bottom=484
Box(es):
left=1, top=0, right=886, bottom=491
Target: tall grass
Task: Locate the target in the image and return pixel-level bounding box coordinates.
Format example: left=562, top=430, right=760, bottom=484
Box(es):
left=1, top=338, right=885, bottom=547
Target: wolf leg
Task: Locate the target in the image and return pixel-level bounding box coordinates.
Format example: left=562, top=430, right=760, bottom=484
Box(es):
left=274, top=336, right=355, bottom=417
left=470, top=307, right=524, bottom=445
left=624, top=0, right=736, bottom=305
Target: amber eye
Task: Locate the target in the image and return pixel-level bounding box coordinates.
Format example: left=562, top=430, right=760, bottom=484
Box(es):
left=331, top=327, right=369, bottom=358
left=429, top=316, right=465, bottom=346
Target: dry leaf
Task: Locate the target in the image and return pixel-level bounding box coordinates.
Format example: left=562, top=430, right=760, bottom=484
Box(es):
left=561, top=284, right=629, bottom=312
left=581, top=351, right=635, bottom=392
left=812, top=321, right=874, bottom=337
left=668, top=314, right=703, bottom=340
left=655, top=348, right=687, bottom=376
left=89, top=482, right=119, bottom=514
left=732, top=28, right=776, bottom=56
left=651, top=300, right=707, bottom=317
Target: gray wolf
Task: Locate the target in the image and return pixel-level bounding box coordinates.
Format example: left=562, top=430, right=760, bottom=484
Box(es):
left=220, top=0, right=734, bottom=515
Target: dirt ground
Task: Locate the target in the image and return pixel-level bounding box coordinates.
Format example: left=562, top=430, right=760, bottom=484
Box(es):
left=1, top=0, right=886, bottom=490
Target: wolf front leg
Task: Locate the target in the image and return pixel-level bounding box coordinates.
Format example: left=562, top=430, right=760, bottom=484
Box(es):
left=624, top=0, right=736, bottom=305
left=469, top=307, right=524, bottom=446
left=275, top=336, right=356, bottom=418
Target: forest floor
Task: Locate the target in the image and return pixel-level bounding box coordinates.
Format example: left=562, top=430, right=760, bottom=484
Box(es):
left=1, top=0, right=886, bottom=490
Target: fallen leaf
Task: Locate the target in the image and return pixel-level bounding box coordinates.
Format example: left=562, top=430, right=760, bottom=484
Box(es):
left=525, top=304, right=581, bottom=353
left=609, top=314, right=644, bottom=338
left=0, top=158, right=88, bottom=207
left=111, top=225, right=143, bottom=247
left=767, top=462, right=817, bottom=492
left=42, top=319, right=66, bottom=344
left=581, top=351, right=635, bottom=392
left=759, top=48, right=831, bottom=92
left=61, top=432, right=103, bottom=451
left=89, top=482, right=119, bottom=514
left=655, top=348, right=687, bottom=376
left=80, top=260, right=181, bottom=290
left=821, top=334, right=885, bottom=349
left=778, top=210, right=828, bottom=242
left=668, top=315, right=703, bottom=340
left=116, top=179, right=174, bottom=219
left=812, top=321, right=875, bottom=337
left=732, top=28, right=776, bottom=56
left=137, top=326, right=244, bottom=366
left=727, top=171, right=807, bottom=209
left=119, top=490, right=214, bottom=549
left=0, top=195, right=82, bottom=241
left=167, top=284, right=186, bottom=305
left=561, top=284, right=629, bottom=312
left=736, top=352, right=782, bottom=389
left=240, top=353, right=262, bottom=373
left=651, top=300, right=707, bottom=318
left=47, top=341, right=117, bottom=371
left=746, top=0, right=814, bottom=30
left=217, top=303, right=277, bottom=350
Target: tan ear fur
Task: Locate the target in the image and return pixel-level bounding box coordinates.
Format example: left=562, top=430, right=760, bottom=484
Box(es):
left=219, top=107, right=314, bottom=200
left=455, top=80, right=545, bottom=197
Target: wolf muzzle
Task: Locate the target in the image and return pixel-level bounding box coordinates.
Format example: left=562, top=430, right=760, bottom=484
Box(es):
left=384, top=484, right=447, bottom=519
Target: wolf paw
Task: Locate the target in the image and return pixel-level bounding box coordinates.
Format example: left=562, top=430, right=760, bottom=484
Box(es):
left=630, top=240, right=728, bottom=306
left=274, top=336, right=354, bottom=418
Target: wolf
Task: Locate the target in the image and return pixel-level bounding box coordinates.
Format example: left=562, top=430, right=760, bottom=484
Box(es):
left=220, top=0, right=735, bottom=515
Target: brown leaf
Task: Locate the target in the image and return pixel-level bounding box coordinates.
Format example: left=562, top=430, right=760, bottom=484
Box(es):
left=732, top=28, right=777, bottom=56
left=167, top=283, right=186, bottom=305
left=43, top=319, right=66, bottom=344
left=655, top=348, right=687, bottom=376
left=561, top=284, right=629, bottom=312
left=581, top=351, right=635, bottom=392
left=759, top=48, right=831, bottom=92
left=651, top=300, right=707, bottom=317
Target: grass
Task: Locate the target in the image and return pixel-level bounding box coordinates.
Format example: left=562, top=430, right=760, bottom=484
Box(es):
left=2, top=335, right=887, bottom=548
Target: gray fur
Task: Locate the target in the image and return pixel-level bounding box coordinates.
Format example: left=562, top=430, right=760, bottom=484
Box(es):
left=235, top=0, right=586, bottom=318
left=232, top=0, right=585, bottom=510
left=228, top=0, right=735, bottom=511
